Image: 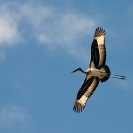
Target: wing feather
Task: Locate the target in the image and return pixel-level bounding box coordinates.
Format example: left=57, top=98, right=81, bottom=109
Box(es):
left=90, top=27, right=106, bottom=68
left=73, top=77, right=99, bottom=113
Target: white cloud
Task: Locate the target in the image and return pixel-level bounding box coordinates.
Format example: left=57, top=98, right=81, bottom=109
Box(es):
left=0, top=15, right=18, bottom=45
left=0, top=4, right=22, bottom=46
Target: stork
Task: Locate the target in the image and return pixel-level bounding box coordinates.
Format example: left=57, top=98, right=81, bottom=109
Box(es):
left=72, top=27, right=126, bottom=113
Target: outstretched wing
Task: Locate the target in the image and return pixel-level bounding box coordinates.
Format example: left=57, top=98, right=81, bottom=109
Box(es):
left=73, top=76, right=99, bottom=113
left=90, top=27, right=106, bottom=69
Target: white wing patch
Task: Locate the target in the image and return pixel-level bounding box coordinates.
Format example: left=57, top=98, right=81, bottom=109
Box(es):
left=77, top=95, right=88, bottom=106
left=94, top=36, right=105, bottom=45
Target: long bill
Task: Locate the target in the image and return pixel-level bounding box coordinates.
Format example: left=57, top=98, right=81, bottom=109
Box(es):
left=71, top=67, right=87, bottom=74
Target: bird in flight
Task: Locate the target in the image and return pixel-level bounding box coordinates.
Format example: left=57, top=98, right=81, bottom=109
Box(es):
left=72, top=27, right=126, bottom=113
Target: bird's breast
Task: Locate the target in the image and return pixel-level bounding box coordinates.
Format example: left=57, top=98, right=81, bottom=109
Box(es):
left=88, top=68, right=108, bottom=79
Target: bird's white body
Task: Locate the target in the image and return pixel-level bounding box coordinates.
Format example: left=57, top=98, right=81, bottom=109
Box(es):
left=86, top=68, right=109, bottom=80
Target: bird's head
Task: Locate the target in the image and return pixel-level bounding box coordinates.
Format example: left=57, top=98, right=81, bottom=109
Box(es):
left=71, top=67, right=87, bottom=74
left=71, top=67, right=82, bottom=73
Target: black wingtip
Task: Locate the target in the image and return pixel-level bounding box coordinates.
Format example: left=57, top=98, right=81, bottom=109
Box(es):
left=73, top=101, right=85, bottom=113
left=71, top=67, right=80, bottom=73
left=94, top=27, right=106, bottom=37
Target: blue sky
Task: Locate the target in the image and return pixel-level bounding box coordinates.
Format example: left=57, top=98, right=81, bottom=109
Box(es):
left=0, top=0, right=132, bottom=133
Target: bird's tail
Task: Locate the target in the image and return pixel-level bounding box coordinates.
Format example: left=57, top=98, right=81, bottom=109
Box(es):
left=100, top=65, right=111, bottom=82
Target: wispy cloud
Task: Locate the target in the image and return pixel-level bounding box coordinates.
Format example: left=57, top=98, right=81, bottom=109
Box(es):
left=0, top=105, right=34, bottom=133
left=0, top=2, right=97, bottom=61
left=20, top=4, right=97, bottom=61
left=0, top=105, right=29, bottom=127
